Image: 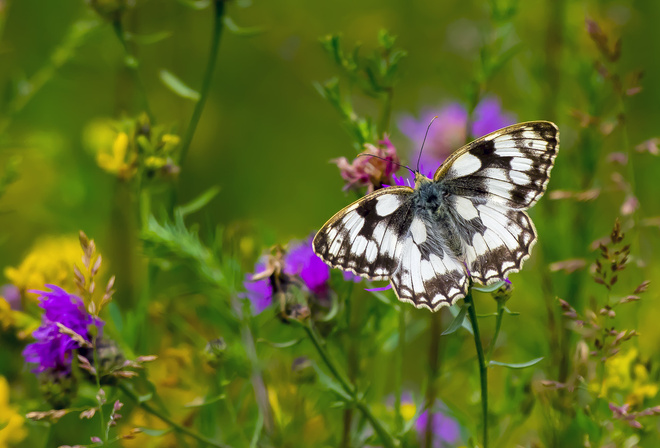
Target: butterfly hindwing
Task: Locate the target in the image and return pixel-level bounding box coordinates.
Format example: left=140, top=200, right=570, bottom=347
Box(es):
left=388, top=215, right=469, bottom=310
left=313, top=187, right=414, bottom=280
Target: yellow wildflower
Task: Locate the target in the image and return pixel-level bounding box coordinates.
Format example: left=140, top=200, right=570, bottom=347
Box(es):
left=0, top=299, right=13, bottom=330
left=0, top=376, right=27, bottom=447
left=4, top=235, right=85, bottom=303
left=599, top=348, right=658, bottom=406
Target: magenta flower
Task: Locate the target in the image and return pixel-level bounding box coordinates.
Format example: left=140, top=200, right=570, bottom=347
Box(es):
left=398, top=98, right=515, bottom=170
left=333, top=136, right=401, bottom=193
left=415, top=405, right=461, bottom=447
left=22, top=285, right=104, bottom=374
left=285, top=236, right=330, bottom=296
left=243, top=235, right=330, bottom=314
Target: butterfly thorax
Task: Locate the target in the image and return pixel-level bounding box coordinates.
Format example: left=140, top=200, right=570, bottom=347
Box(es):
left=411, top=174, right=463, bottom=256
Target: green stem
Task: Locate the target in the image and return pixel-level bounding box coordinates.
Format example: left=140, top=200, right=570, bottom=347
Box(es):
left=0, top=18, right=100, bottom=136
left=378, top=88, right=393, bottom=136
left=424, top=311, right=442, bottom=448
left=119, top=383, right=231, bottom=448
left=217, top=367, right=250, bottom=447
left=341, top=283, right=356, bottom=448
left=301, top=322, right=397, bottom=448
left=92, top=338, right=108, bottom=445
left=111, top=18, right=154, bottom=123
left=178, top=0, right=226, bottom=167
left=487, top=301, right=504, bottom=362
left=303, top=324, right=354, bottom=394
left=465, top=288, right=489, bottom=448
left=394, top=305, right=406, bottom=432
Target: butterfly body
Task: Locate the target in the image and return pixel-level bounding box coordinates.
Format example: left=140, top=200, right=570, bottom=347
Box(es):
left=314, top=121, right=559, bottom=311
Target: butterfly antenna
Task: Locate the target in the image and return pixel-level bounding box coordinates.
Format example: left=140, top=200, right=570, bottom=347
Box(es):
left=356, top=153, right=415, bottom=177
left=416, top=115, right=438, bottom=172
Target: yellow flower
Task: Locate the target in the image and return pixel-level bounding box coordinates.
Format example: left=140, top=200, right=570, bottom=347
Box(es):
left=4, top=235, right=85, bottom=303
left=0, top=299, right=13, bottom=331
left=599, top=348, right=658, bottom=407
left=84, top=120, right=136, bottom=180
left=0, top=376, right=27, bottom=447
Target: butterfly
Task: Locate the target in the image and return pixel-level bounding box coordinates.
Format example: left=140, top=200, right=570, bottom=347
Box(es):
left=312, top=121, right=559, bottom=311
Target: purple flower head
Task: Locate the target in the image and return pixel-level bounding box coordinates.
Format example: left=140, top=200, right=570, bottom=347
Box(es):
left=285, top=235, right=330, bottom=296
left=243, top=235, right=330, bottom=314
left=0, top=284, right=21, bottom=311
left=22, top=285, right=104, bottom=374
left=332, top=136, right=401, bottom=193
left=342, top=271, right=363, bottom=283
left=398, top=98, right=516, bottom=170
left=399, top=103, right=467, bottom=170
left=415, top=404, right=461, bottom=447
left=243, top=262, right=274, bottom=314
left=471, top=97, right=516, bottom=138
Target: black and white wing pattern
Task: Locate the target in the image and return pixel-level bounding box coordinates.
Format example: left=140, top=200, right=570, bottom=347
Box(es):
left=314, top=121, right=559, bottom=311
left=434, top=121, right=558, bottom=286
left=312, top=188, right=469, bottom=309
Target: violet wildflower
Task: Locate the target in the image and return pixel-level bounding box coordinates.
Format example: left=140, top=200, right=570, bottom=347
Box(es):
left=285, top=236, right=330, bottom=296
left=243, top=235, right=330, bottom=314
left=22, top=285, right=104, bottom=374
left=398, top=98, right=515, bottom=169
left=416, top=405, right=461, bottom=448
left=333, top=136, right=401, bottom=193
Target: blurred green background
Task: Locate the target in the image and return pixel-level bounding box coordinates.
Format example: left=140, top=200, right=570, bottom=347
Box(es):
left=3, top=0, right=660, bottom=446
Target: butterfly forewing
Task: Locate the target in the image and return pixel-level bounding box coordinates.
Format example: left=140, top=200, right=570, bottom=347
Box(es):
left=436, top=121, right=558, bottom=210
left=313, top=187, right=414, bottom=280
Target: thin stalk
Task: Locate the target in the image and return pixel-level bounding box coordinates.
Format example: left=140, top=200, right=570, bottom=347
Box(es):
left=487, top=301, right=505, bottom=361
left=394, top=305, right=406, bottom=432
left=465, top=289, right=489, bottom=448
left=300, top=322, right=397, bottom=448
left=341, top=283, right=356, bottom=448
left=217, top=367, right=250, bottom=447
left=378, top=88, right=394, bottom=136
left=92, top=338, right=108, bottom=445
left=119, top=383, right=231, bottom=448
left=178, top=0, right=226, bottom=167
left=111, top=18, right=154, bottom=123
left=424, top=311, right=442, bottom=448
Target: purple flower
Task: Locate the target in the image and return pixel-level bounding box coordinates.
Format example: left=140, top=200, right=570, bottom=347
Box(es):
left=22, top=285, right=104, bottom=374
left=285, top=236, right=330, bottom=296
left=243, top=263, right=274, bottom=314
left=471, top=97, right=516, bottom=138
left=333, top=136, right=401, bottom=193
left=398, top=98, right=515, bottom=169
left=416, top=406, right=461, bottom=447
left=243, top=235, right=330, bottom=314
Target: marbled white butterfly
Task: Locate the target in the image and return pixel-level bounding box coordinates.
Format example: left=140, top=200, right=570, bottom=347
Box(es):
left=313, top=121, right=559, bottom=311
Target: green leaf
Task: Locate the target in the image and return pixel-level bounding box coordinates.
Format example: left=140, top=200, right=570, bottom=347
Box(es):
left=442, top=304, right=468, bottom=335
left=184, top=394, right=226, bottom=408
left=489, top=357, right=544, bottom=369
left=159, top=69, right=200, bottom=101
left=447, top=303, right=473, bottom=335
left=175, top=0, right=210, bottom=9
left=312, top=363, right=353, bottom=401
left=125, top=31, right=172, bottom=45
left=257, top=338, right=303, bottom=349
left=179, top=186, right=221, bottom=217
left=107, top=301, right=123, bottom=334
left=223, top=17, right=266, bottom=37
left=139, top=427, right=173, bottom=436
left=473, top=281, right=507, bottom=293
